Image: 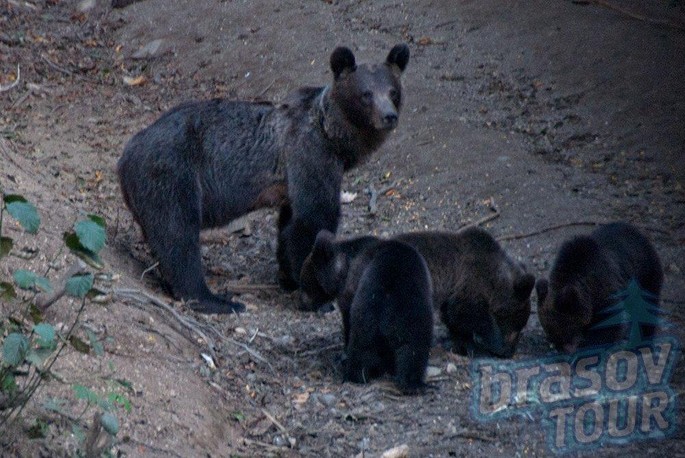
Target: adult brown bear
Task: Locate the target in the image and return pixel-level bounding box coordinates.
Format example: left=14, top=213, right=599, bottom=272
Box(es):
left=118, top=44, right=409, bottom=313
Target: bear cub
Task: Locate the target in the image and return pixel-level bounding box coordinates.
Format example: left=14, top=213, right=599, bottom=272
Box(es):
left=536, top=222, right=663, bottom=353
left=306, top=231, right=433, bottom=394
left=117, top=44, right=409, bottom=314
left=301, top=227, right=535, bottom=358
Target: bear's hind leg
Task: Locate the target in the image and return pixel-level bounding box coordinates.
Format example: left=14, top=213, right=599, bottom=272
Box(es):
left=141, top=181, right=244, bottom=314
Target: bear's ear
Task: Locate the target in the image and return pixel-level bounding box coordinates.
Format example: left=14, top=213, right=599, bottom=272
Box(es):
left=386, top=43, right=410, bottom=73
left=514, top=273, right=536, bottom=301
left=330, top=47, right=356, bottom=79
left=535, top=278, right=549, bottom=305
left=314, top=230, right=336, bottom=251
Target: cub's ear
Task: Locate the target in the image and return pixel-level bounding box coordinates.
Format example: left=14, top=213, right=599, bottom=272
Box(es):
left=330, top=46, right=356, bottom=79
left=314, top=230, right=336, bottom=252
left=535, top=278, right=549, bottom=305
left=386, top=43, right=410, bottom=73
left=514, top=273, right=536, bottom=301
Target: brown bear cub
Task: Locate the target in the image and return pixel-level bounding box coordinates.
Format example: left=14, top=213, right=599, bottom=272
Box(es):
left=536, top=222, right=663, bottom=354
left=117, top=44, right=409, bottom=313
left=305, top=231, right=433, bottom=394
left=301, top=227, right=536, bottom=358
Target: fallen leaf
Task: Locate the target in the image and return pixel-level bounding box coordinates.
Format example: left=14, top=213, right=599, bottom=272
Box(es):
left=123, top=75, right=147, bottom=86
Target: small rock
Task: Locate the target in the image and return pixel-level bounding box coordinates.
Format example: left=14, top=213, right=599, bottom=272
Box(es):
left=316, top=393, right=337, bottom=407
left=132, top=39, right=163, bottom=59
left=234, top=327, right=247, bottom=335
left=382, top=444, right=409, bottom=458
left=425, top=366, right=441, bottom=378
left=446, top=363, right=457, bottom=374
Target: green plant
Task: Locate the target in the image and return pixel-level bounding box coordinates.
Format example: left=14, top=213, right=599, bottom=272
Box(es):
left=0, top=184, right=122, bottom=453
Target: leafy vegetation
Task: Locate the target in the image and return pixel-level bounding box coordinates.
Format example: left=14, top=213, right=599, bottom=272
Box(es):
left=0, top=184, right=129, bottom=455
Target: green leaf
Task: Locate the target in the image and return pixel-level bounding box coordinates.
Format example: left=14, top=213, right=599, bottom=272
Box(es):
left=86, top=214, right=106, bottom=228
left=26, top=350, right=44, bottom=367
left=100, top=412, right=119, bottom=436
left=0, top=236, right=12, bottom=258
left=65, top=273, right=94, bottom=298
left=4, top=195, right=40, bottom=234
left=74, top=218, right=106, bottom=253
left=2, top=333, right=29, bottom=366
left=72, top=384, right=99, bottom=405
left=1, top=372, right=17, bottom=393
left=13, top=269, right=52, bottom=293
left=33, top=323, right=56, bottom=349
left=69, top=335, right=91, bottom=354
left=43, top=397, right=68, bottom=414
left=107, top=392, right=132, bottom=413
left=86, top=329, right=104, bottom=356
left=27, top=419, right=49, bottom=439
left=63, top=232, right=104, bottom=269
left=0, top=281, right=17, bottom=301
left=71, top=424, right=85, bottom=443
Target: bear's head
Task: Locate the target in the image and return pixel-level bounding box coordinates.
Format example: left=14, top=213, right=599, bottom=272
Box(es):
left=299, top=231, right=382, bottom=311
left=328, top=43, right=409, bottom=133
left=536, top=278, right=590, bottom=354
left=469, top=262, right=535, bottom=358
left=536, top=236, right=606, bottom=354
left=441, top=229, right=535, bottom=358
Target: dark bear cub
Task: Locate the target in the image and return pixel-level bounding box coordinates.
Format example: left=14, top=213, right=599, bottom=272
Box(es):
left=536, top=222, right=663, bottom=353
left=306, top=231, right=433, bottom=394
left=117, top=44, right=409, bottom=313
left=301, top=227, right=535, bottom=358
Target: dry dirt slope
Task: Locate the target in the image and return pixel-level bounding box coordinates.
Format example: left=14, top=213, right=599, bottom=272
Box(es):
left=1, top=0, right=684, bottom=456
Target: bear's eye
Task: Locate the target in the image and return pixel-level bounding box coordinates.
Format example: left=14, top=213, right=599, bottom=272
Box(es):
left=361, top=91, right=373, bottom=105
left=389, top=88, right=398, bottom=100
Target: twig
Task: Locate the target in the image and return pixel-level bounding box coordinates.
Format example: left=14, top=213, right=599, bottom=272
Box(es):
left=579, top=0, right=685, bottom=31
left=113, top=288, right=218, bottom=363
left=497, top=221, right=602, bottom=242
left=226, top=282, right=280, bottom=292
left=202, top=325, right=274, bottom=372
left=0, top=65, right=20, bottom=92
left=35, top=260, right=88, bottom=310
left=140, top=261, right=159, bottom=282
left=457, top=197, right=500, bottom=232
left=297, top=343, right=343, bottom=357
left=257, top=79, right=276, bottom=98
left=368, top=184, right=378, bottom=215
left=41, top=55, right=73, bottom=76
left=242, top=437, right=288, bottom=453
left=261, top=408, right=295, bottom=447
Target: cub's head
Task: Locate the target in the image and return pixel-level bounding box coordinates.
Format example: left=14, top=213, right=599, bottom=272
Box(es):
left=536, top=236, right=600, bottom=354
left=299, top=230, right=348, bottom=311
left=329, top=43, right=409, bottom=133
left=471, top=264, right=535, bottom=358
left=536, top=279, right=591, bottom=354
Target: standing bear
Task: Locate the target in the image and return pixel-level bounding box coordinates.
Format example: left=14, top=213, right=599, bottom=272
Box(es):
left=300, top=228, right=536, bottom=358
left=117, top=44, right=410, bottom=313
left=304, top=230, right=434, bottom=394
left=536, top=222, right=663, bottom=353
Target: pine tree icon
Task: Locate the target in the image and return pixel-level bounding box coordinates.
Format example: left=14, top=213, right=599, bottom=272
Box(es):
left=591, top=279, right=662, bottom=347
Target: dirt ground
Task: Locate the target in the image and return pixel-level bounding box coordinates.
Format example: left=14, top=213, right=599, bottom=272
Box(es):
left=1, top=0, right=684, bottom=456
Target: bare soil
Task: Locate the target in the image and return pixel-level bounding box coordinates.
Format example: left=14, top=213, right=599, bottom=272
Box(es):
left=1, top=0, right=684, bottom=456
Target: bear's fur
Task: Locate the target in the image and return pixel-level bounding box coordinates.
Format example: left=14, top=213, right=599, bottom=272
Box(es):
left=300, top=227, right=536, bottom=358
left=536, top=222, right=663, bottom=353
left=306, top=231, right=433, bottom=394
left=117, top=44, right=409, bottom=313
